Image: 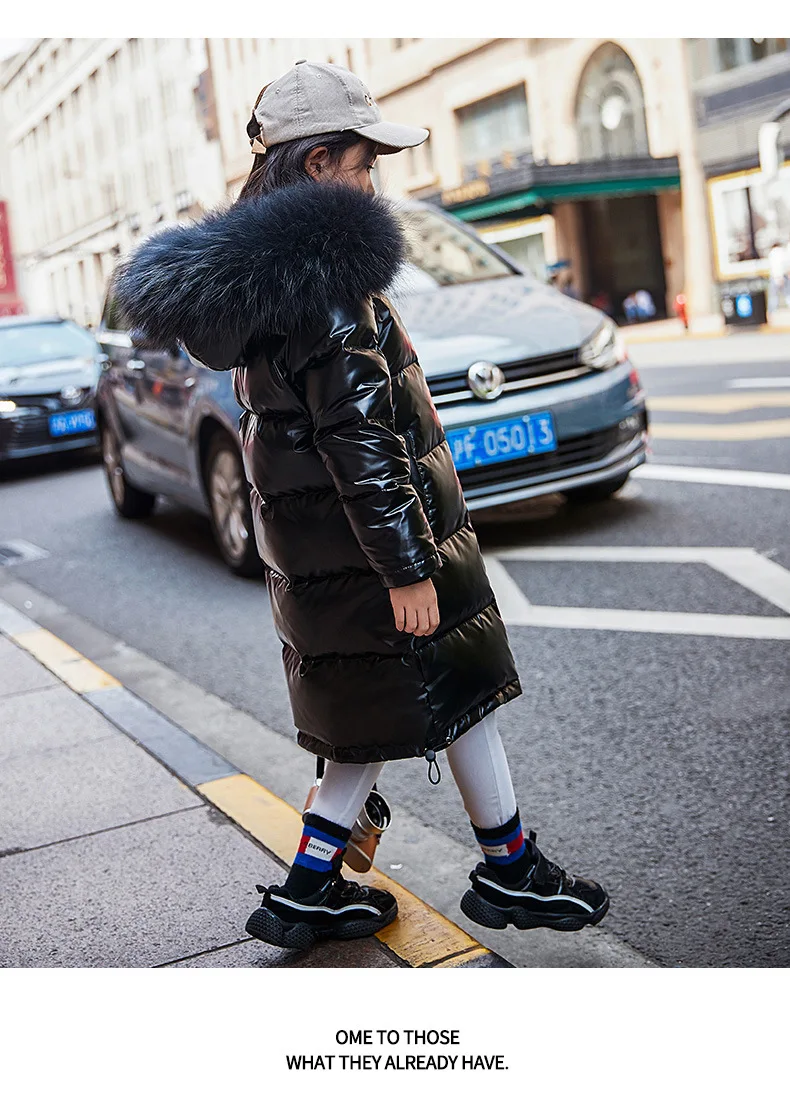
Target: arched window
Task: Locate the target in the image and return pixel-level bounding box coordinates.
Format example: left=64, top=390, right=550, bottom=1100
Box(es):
left=576, top=43, right=649, bottom=160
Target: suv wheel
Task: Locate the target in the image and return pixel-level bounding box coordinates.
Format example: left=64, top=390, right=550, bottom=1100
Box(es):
left=101, top=424, right=156, bottom=518
left=205, top=431, right=263, bottom=577
left=565, top=471, right=631, bottom=504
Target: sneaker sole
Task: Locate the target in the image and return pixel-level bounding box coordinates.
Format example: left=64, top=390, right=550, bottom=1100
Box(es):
left=460, top=888, right=609, bottom=933
left=245, top=901, right=398, bottom=950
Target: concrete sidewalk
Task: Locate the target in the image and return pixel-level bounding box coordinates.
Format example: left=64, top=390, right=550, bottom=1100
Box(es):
left=0, top=605, right=508, bottom=968
left=621, top=307, right=790, bottom=345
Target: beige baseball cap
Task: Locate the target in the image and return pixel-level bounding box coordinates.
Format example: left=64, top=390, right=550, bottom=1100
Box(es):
left=252, top=59, right=429, bottom=155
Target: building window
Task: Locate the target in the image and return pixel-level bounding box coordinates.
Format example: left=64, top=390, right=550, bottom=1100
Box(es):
left=710, top=167, right=790, bottom=279
left=690, top=38, right=788, bottom=79
left=162, top=81, right=176, bottom=115
left=137, top=97, right=151, bottom=131
left=144, top=161, right=158, bottom=196
left=168, top=147, right=187, bottom=189
left=423, top=134, right=434, bottom=172
left=405, top=132, right=434, bottom=183
left=175, top=190, right=194, bottom=214
left=716, top=37, right=787, bottom=73
left=576, top=43, right=649, bottom=160
left=456, top=85, right=531, bottom=172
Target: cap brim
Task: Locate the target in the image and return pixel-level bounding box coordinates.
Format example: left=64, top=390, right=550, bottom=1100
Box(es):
left=351, top=121, right=429, bottom=155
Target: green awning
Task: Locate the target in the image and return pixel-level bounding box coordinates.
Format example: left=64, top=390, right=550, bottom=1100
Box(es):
left=452, top=174, right=682, bottom=222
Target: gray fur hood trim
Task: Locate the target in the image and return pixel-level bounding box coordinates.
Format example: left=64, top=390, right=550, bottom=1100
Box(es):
left=113, top=181, right=406, bottom=351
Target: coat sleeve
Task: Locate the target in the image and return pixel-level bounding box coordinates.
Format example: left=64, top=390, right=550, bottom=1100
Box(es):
left=297, top=298, right=439, bottom=589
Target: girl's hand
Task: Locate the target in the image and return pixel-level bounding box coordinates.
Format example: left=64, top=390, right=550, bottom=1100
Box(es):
left=389, top=579, right=440, bottom=637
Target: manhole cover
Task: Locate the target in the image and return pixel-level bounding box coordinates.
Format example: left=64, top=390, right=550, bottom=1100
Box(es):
left=0, top=540, right=49, bottom=566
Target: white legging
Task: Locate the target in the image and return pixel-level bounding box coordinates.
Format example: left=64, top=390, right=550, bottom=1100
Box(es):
left=309, top=711, right=517, bottom=833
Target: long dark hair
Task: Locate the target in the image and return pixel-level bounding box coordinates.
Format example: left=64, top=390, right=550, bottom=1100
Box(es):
left=240, top=96, right=377, bottom=201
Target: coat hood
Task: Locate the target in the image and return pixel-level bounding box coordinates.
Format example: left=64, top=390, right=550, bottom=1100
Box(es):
left=113, top=181, right=406, bottom=354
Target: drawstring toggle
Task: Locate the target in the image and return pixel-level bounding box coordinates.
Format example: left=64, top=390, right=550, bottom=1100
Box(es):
left=425, top=748, right=442, bottom=785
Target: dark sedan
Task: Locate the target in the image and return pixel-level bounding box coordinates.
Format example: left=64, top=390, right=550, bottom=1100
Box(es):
left=95, top=203, right=648, bottom=576
left=0, top=316, right=103, bottom=462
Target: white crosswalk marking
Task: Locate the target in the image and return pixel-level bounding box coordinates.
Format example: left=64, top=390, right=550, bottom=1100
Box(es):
left=729, top=378, right=790, bottom=389
left=635, top=464, right=790, bottom=491
left=483, top=546, right=790, bottom=639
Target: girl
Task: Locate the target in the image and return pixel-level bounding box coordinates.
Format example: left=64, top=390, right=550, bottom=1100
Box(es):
left=115, top=60, right=608, bottom=951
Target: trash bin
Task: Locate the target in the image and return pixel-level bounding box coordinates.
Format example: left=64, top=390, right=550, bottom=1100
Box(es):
left=720, top=283, right=768, bottom=327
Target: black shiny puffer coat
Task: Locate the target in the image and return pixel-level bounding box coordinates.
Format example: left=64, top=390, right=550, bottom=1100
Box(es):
left=115, top=181, right=521, bottom=766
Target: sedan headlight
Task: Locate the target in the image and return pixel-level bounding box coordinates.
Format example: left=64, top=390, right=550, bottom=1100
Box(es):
left=0, top=399, right=17, bottom=414
left=580, top=319, right=627, bottom=371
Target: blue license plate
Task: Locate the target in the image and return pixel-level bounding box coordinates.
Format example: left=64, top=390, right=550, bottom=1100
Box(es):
left=448, top=411, right=557, bottom=471
left=48, top=409, right=96, bottom=437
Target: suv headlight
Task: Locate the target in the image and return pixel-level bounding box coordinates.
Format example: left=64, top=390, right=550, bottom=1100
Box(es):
left=580, top=319, right=627, bottom=371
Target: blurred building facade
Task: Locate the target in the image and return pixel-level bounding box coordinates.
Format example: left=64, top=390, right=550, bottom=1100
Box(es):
left=358, top=38, right=709, bottom=319
left=206, top=38, right=373, bottom=194
left=1, top=37, right=788, bottom=327
left=0, top=38, right=225, bottom=323
left=206, top=36, right=724, bottom=320
left=687, top=38, right=790, bottom=287
left=0, top=69, right=24, bottom=318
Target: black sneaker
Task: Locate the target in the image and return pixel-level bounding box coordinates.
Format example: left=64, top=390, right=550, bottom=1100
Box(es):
left=460, top=830, right=609, bottom=933
left=245, top=874, right=398, bottom=950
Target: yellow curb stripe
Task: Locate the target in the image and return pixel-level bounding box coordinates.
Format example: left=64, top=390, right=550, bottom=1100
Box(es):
left=627, top=325, right=790, bottom=345
left=198, top=772, right=491, bottom=969
left=362, top=869, right=483, bottom=967
left=651, top=418, right=790, bottom=441
left=628, top=330, right=725, bottom=344
left=649, top=392, right=790, bottom=414
left=432, top=946, right=491, bottom=968
left=14, top=630, right=121, bottom=692
left=197, top=773, right=303, bottom=862
left=4, top=606, right=497, bottom=969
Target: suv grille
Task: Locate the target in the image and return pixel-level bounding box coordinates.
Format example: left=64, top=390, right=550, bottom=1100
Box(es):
left=429, top=348, right=586, bottom=404
left=0, top=389, right=95, bottom=455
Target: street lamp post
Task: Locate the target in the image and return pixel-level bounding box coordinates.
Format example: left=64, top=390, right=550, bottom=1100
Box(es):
left=758, top=98, right=790, bottom=245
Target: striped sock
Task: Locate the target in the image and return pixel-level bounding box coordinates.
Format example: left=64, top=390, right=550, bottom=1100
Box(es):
left=285, top=812, right=351, bottom=900
left=471, top=809, right=534, bottom=884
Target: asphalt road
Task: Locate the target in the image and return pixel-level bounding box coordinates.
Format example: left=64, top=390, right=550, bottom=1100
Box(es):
left=1, top=332, right=789, bottom=967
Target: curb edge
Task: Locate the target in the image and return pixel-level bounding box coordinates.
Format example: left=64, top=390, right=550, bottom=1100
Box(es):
left=0, top=596, right=511, bottom=969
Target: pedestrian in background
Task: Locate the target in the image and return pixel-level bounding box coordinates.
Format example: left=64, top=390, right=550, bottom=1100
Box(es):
left=114, top=61, right=609, bottom=950
left=634, top=289, right=656, bottom=321
left=560, top=271, right=580, bottom=300
left=768, top=240, right=789, bottom=312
